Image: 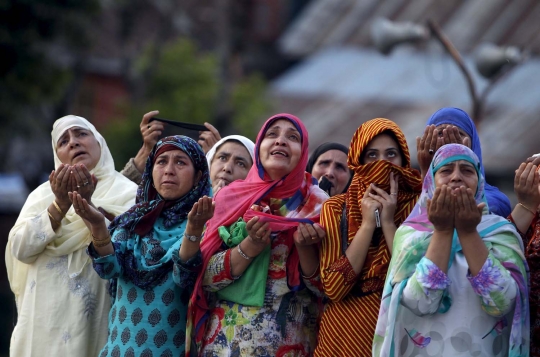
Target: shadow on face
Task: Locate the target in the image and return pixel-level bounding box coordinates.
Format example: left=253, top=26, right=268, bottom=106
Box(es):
left=56, top=127, right=101, bottom=170
left=210, top=141, right=253, bottom=191
left=152, top=149, right=201, bottom=200
left=311, top=149, right=350, bottom=196
left=434, top=160, right=478, bottom=192
left=259, top=119, right=302, bottom=180
left=361, top=132, right=403, bottom=167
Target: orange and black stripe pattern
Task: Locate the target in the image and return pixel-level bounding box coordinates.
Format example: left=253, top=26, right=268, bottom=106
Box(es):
left=316, top=118, right=422, bottom=356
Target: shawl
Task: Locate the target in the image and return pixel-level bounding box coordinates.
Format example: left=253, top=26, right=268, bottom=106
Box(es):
left=189, top=113, right=328, bottom=354
left=426, top=107, right=511, bottom=217
left=6, top=115, right=137, bottom=307
left=373, top=144, right=529, bottom=357
left=205, top=135, right=255, bottom=169
left=108, top=135, right=211, bottom=290
left=324, top=118, right=422, bottom=288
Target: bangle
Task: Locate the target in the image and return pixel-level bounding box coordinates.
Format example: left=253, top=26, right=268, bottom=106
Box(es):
left=518, top=202, right=536, bottom=215
left=93, top=238, right=111, bottom=248
left=52, top=200, right=64, bottom=216
left=47, top=210, right=61, bottom=226
left=92, top=233, right=111, bottom=242
left=237, top=243, right=252, bottom=260
left=301, top=268, right=319, bottom=280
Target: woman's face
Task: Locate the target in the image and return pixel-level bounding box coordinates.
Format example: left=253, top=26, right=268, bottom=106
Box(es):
left=210, top=141, right=252, bottom=191
left=311, top=149, right=350, bottom=196
left=434, top=160, right=478, bottom=192
left=361, top=133, right=403, bottom=167
left=152, top=149, right=200, bottom=200
left=435, top=124, right=472, bottom=148
left=56, top=127, right=101, bottom=171
left=259, top=119, right=302, bottom=180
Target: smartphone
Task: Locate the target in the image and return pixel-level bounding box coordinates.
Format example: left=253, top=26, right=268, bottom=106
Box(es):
left=374, top=209, right=381, bottom=228
left=319, top=176, right=333, bottom=195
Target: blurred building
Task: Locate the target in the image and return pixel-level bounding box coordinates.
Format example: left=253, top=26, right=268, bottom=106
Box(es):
left=270, top=0, right=540, bottom=201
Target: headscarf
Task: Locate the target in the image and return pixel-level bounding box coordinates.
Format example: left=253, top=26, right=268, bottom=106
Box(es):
left=322, top=118, right=422, bottom=292
left=6, top=115, right=137, bottom=307
left=107, top=135, right=211, bottom=290
left=205, top=135, right=255, bottom=169
left=306, top=142, right=352, bottom=194
left=189, top=113, right=328, bottom=353
left=426, top=107, right=511, bottom=217
left=373, top=144, right=529, bottom=357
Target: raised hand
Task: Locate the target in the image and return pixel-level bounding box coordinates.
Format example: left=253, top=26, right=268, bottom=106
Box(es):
left=141, top=111, right=164, bottom=153
left=514, top=162, right=540, bottom=212
left=186, top=196, right=215, bottom=232
left=417, top=125, right=438, bottom=178
left=454, top=186, right=484, bottom=235
left=427, top=185, right=455, bottom=233
left=198, top=122, right=221, bottom=154
left=246, top=216, right=271, bottom=248
left=367, top=172, right=399, bottom=225
left=68, top=191, right=105, bottom=226
left=439, top=125, right=469, bottom=148
left=69, top=164, right=97, bottom=204
left=361, top=184, right=382, bottom=229
left=294, top=223, right=326, bottom=246
left=49, top=164, right=73, bottom=212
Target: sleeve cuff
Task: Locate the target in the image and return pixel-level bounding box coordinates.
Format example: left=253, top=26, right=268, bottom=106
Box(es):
left=327, top=255, right=358, bottom=285
left=415, top=257, right=452, bottom=291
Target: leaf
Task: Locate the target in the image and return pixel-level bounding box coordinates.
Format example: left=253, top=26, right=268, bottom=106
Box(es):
left=225, top=325, right=235, bottom=343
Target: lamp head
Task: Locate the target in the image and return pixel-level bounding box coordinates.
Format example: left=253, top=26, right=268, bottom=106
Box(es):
left=474, top=43, right=524, bottom=79
left=370, top=18, right=429, bottom=55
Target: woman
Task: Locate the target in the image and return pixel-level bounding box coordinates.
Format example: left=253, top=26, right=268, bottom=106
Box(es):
left=306, top=142, right=352, bottom=197
left=191, top=113, right=328, bottom=356
left=206, top=135, right=255, bottom=194
left=71, top=135, right=213, bottom=356
left=509, top=159, right=540, bottom=356
left=315, top=118, right=422, bottom=356
left=6, top=115, right=137, bottom=356
left=374, top=144, right=529, bottom=357
left=417, top=107, right=511, bottom=217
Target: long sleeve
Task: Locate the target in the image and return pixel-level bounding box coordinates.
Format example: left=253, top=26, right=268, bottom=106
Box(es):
left=88, top=242, right=123, bottom=279
left=172, top=249, right=202, bottom=290
left=202, top=249, right=237, bottom=292
left=10, top=209, right=58, bottom=264
left=120, top=157, right=143, bottom=184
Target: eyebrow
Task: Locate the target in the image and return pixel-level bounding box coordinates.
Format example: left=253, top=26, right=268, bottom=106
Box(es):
left=214, top=150, right=251, bottom=164
left=56, top=128, right=90, bottom=145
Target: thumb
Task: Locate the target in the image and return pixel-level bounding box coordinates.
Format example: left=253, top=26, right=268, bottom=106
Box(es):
left=426, top=199, right=432, bottom=211
left=477, top=202, right=486, bottom=214
left=92, top=174, right=98, bottom=186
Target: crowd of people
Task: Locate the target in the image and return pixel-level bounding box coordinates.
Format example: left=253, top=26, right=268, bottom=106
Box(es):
left=6, top=107, right=538, bottom=356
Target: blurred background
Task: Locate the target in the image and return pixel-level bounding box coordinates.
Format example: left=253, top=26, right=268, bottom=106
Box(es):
left=2, top=0, right=540, bottom=354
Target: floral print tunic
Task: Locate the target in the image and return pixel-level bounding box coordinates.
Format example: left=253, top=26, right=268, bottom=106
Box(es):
left=200, top=231, right=322, bottom=357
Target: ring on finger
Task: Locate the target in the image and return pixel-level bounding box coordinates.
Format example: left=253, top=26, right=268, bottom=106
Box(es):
left=83, top=181, right=89, bottom=186
left=391, top=192, right=398, bottom=195
left=196, top=212, right=201, bottom=216
left=77, top=185, right=81, bottom=188
left=255, top=235, right=262, bottom=239
left=428, top=149, right=434, bottom=155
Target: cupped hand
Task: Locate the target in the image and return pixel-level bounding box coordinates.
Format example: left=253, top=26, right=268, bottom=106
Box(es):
left=514, top=162, right=540, bottom=211
left=454, top=186, right=484, bottom=234
left=293, top=223, right=326, bottom=246
left=427, top=185, right=455, bottom=232
left=246, top=216, right=271, bottom=247
left=198, top=122, right=221, bottom=154
left=68, top=191, right=105, bottom=226
left=367, top=172, right=399, bottom=224
left=140, top=111, right=164, bottom=152
left=50, top=164, right=73, bottom=209
left=187, top=196, right=215, bottom=230
left=69, top=164, right=97, bottom=204
left=361, top=184, right=382, bottom=229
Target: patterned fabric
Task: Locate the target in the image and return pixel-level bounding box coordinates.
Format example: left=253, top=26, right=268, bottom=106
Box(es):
left=316, top=118, right=422, bottom=356
left=89, top=218, right=202, bottom=357
left=426, top=107, right=511, bottom=217
left=373, top=144, right=529, bottom=357
left=509, top=213, right=540, bottom=356
left=191, top=113, right=328, bottom=356
left=108, top=135, right=210, bottom=291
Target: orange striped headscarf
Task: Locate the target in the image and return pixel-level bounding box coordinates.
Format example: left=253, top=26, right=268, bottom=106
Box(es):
left=344, top=118, right=421, bottom=284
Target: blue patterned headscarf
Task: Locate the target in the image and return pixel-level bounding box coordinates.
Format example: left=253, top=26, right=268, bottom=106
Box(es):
left=426, top=107, right=511, bottom=217
left=107, top=135, right=210, bottom=290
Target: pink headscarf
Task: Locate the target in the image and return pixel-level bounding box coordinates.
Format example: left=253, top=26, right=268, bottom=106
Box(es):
left=189, top=113, right=324, bottom=351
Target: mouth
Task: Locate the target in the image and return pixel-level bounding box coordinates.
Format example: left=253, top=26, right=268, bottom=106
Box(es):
left=161, top=181, right=176, bottom=185
left=72, top=151, right=87, bottom=160
left=216, top=177, right=230, bottom=185
left=270, top=150, right=288, bottom=157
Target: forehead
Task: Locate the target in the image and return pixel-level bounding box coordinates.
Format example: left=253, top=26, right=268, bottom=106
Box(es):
left=216, top=141, right=250, bottom=156
left=266, top=119, right=297, bottom=132
left=59, top=126, right=89, bottom=137
left=365, top=133, right=399, bottom=149
left=440, top=159, right=475, bottom=168
left=316, top=149, right=348, bottom=163
left=156, top=149, right=188, bottom=158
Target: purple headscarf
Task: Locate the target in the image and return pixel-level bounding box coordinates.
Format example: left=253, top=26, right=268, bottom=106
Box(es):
left=426, top=107, right=511, bottom=217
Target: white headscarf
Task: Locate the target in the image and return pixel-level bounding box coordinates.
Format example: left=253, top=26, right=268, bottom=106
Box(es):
left=7, top=115, right=137, bottom=305
left=205, top=135, right=255, bottom=169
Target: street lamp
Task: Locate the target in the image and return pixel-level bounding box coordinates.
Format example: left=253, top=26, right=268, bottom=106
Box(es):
left=370, top=17, right=526, bottom=126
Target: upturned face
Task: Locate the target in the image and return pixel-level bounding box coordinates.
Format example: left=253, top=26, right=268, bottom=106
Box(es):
left=259, top=119, right=302, bottom=180
left=152, top=149, right=201, bottom=200
left=311, top=149, right=350, bottom=196
left=361, top=133, right=403, bottom=167
left=434, top=160, right=478, bottom=192
left=210, top=141, right=252, bottom=191
left=56, top=127, right=101, bottom=170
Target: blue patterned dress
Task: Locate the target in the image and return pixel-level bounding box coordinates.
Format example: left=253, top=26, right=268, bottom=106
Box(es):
left=88, top=218, right=201, bottom=357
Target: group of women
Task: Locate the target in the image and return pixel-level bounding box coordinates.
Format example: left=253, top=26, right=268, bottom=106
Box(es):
left=6, top=106, right=538, bottom=357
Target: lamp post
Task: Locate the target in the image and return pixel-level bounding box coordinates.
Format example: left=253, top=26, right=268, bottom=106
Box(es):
left=370, top=18, right=526, bottom=127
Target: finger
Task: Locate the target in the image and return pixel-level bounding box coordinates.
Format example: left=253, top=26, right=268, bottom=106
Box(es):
left=141, top=110, right=160, bottom=127
left=416, top=136, right=422, bottom=152
left=302, top=223, right=318, bottom=239
left=73, top=165, right=86, bottom=186
left=370, top=184, right=390, bottom=199
left=455, top=186, right=464, bottom=212
left=442, top=128, right=451, bottom=145
left=462, top=137, right=470, bottom=148
left=515, top=162, right=527, bottom=188
left=463, top=187, right=475, bottom=211
left=363, top=184, right=373, bottom=199
left=92, top=174, right=98, bottom=187
left=526, top=164, right=537, bottom=190
left=430, top=188, right=440, bottom=211
left=204, top=122, right=221, bottom=140
left=477, top=202, right=486, bottom=214
left=427, top=198, right=432, bottom=213
left=313, top=223, right=326, bottom=239
left=49, top=170, right=54, bottom=185
left=389, top=172, right=397, bottom=196
left=435, top=136, right=445, bottom=151
left=246, top=216, right=259, bottom=230
left=426, top=126, right=436, bottom=152
left=520, top=163, right=533, bottom=188
left=447, top=126, right=459, bottom=144
left=368, top=192, right=386, bottom=205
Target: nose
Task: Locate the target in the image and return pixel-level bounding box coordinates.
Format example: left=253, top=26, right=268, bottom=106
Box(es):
left=164, top=161, right=176, bottom=175
left=324, top=167, right=335, bottom=179
left=274, top=134, right=287, bottom=146
left=222, top=159, right=233, bottom=173
left=68, top=135, right=80, bottom=148
left=450, top=168, right=462, bottom=182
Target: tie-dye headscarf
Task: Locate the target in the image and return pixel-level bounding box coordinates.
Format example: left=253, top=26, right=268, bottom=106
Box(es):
left=373, top=144, right=529, bottom=357
left=426, top=107, right=511, bottom=217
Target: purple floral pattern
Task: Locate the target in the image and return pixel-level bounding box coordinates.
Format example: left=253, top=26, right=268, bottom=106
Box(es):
left=467, top=256, right=504, bottom=298
left=416, top=258, right=451, bottom=293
